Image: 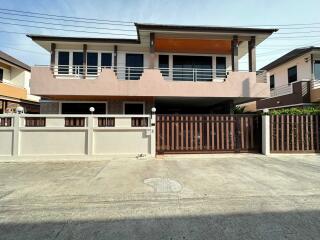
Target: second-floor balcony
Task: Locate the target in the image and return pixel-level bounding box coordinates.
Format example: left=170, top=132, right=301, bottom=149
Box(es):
left=30, top=65, right=270, bottom=99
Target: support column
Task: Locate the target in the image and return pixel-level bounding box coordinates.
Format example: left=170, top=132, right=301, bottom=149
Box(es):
left=50, top=43, right=56, bottom=66
left=231, top=36, right=239, bottom=72
left=83, top=44, right=87, bottom=76
left=113, top=45, right=118, bottom=73
left=248, top=36, right=256, bottom=72
left=262, top=111, right=270, bottom=155
left=12, top=114, right=20, bottom=156
left=149, top=32, right=155, bottom=69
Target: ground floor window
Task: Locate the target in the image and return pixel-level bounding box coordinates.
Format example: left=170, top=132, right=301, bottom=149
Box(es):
left=124, top=102, right=144, bottom=114
left=61, top=103, right=106, bottom=114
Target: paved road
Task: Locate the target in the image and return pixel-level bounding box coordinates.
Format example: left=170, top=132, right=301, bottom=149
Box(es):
left=0, top=154, right=320, bottom=240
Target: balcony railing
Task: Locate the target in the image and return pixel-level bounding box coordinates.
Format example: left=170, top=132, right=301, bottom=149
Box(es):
left=270, top=84, right=293, bottom=98
left=45, top=65, right=266, bottom=83
left=312, top=79, right=320, bottom=89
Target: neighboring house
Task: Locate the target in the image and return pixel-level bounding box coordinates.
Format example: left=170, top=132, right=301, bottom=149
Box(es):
left=28, top=23, right=277, bottom=114
left=0, top=51, right=40, bottom=113
left=256, top=47, right=320, bottom=110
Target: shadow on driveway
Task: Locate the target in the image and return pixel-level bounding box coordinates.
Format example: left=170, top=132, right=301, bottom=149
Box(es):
left=1, top=210, right=320, bottom=240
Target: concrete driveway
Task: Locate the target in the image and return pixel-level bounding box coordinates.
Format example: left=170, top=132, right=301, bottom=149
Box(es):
left=0, top=154, right=320, bottom=240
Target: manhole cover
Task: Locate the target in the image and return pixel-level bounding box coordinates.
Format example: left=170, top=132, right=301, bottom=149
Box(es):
left=144, top=178, right=182, bottom=193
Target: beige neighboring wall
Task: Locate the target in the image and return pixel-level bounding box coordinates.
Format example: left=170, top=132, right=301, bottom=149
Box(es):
left=268, top=53, right=312, bottom=87
left=239, top=101, right=257, bottom=112
left=311, top=88, right=320, bottom=102
left=31, top=67, right=270, bottom=98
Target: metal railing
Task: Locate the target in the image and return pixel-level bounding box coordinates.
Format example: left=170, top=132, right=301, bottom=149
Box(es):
left=270, top=84, right=293, bottom=98
left=312, top=79, right=320, bottom=89
left=158, top=68, right=229, bottom=82
left=45, top=65, right=266, bottom=83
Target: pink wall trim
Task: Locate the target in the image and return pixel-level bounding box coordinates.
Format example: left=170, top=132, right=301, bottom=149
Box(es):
left=31, top=67, right=270, bottom=98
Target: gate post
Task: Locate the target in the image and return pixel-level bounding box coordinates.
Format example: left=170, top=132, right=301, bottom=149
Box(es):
left=87, top=115, right=94, bottom=155
left=12, top=114, right=20, bottom=156
left=262, top=111, right=270, bottom=155
left=150, top=107, right=156, bottom=157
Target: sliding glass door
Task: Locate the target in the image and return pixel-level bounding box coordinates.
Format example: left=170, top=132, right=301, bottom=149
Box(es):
left=58, top=52, right=69, bottom=74
left=173, top=55, right=212, bottom=81
left=87, top=52, right=98, bottom=75
left=125, top=54, right=144, bottom=80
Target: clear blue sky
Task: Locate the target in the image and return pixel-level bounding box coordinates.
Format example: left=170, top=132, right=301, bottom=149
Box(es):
left=0, top=0, right=320, bottom=69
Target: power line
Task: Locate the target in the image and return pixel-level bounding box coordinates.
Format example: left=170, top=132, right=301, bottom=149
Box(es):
left=0, top=15, right=136, bottom=32
left=0, top=7, right=134, bottom=25
left=0, top=10, right=134, bottom=27
left=0, top=46, right=48, bottom=55
left=0, top=20, right=137, bottom=37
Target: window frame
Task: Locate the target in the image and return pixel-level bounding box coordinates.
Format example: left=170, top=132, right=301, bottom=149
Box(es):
left=0, top=68, right=3, bottom=82
left=123, top=101, right=145, bottom=115
left=314, top=60, right=320, bottom=80
left=287, top=66, right=297, bottom=84
left=216, top=56, right=227, bottom=78
left=270, top=74, right=275, bottom=90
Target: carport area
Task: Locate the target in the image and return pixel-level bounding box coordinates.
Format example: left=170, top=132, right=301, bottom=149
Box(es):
left=0, top=154, right=320, bottom=239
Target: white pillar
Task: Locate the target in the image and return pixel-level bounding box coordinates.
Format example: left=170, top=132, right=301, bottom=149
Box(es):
left=150, top=107, right=156, bottom=157
left=12, top=114, right=20, bottom=156
left=87, top=116, right=94, bottom=155
left=262, top=114, right=270, bottom=155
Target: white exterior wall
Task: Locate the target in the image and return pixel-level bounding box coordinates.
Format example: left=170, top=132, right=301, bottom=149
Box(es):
left=0, top=114, right=154, bottom=158
left=269, top=53, right=312, bottom=88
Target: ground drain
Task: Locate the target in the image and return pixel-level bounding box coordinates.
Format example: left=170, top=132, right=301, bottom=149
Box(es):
left=144, top=178, right=182, bottom=193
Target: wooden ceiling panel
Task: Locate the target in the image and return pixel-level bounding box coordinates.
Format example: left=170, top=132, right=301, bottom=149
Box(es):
left=155, top=38, right=232, bottom=54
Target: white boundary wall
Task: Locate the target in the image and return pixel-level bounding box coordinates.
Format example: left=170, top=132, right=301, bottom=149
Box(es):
left=0, top=114, right=156, bottom=158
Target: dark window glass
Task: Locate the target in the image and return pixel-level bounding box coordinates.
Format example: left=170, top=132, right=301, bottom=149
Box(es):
left=124, top=103, right=144, bottom=114
left=87, top=52, right=98, bottom=75
left=159, top=55, right=169, bottom=76
left=173, top=55, right=212, bottom=81
left=62, top=103, right=106, bottom=114
left=58, top=52, right=69, bottom=74
left=0, top=68, right=3, bottom=82
left=314, top=60, right=320, bottom=80
left=216, top=57, right=226, bottom=78
left=125, top=54, right=144, bottom=80
left=72, top=52, right=83, bottom=74
left=288, top=66, right=297, bottom=84
left=270, top=75, right=275, bottom=89
left=101, top=53, right=112, bottom=68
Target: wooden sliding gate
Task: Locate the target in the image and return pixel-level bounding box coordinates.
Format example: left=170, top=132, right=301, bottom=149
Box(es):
left=156, top=114, right=261, bottom=154
left=270, top=115, right=320, bottom=153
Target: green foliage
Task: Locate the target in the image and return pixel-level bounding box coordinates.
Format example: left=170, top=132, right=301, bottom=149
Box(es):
left=269, top=106, right=320, bottom=115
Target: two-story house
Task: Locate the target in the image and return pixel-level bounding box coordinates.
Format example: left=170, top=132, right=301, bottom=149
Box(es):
left=256, top=46, right=320, bottom=110
left=0, top=51, right=39, bottom=113
left=28, top=23, right=277, bottom=114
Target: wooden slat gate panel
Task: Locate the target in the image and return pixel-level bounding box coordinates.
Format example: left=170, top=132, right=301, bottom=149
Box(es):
left=270, top=115, right=320, bottom=153
left=156, top=114, right=261, bottom=154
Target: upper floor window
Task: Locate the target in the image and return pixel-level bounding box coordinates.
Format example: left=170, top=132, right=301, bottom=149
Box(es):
left=72, top=52, right=83, bottom=74
left=101, top=53, right=112, bottom=68
left=0, top=68, right=3, bottom=82
left=87, top=52, right=98, bottom=75
left=288, top=66, right=297, bottom=84
left=314, top=60, right=320, bottom=80
left=159, top=55, right=169, bottom=76
left=270, top=74, right=275, bottom=90
left=58, top=52, right=69, bottom=74
left=216, top=57, right=226, bottom=78
left=125, top=54, right=144, bottom=80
